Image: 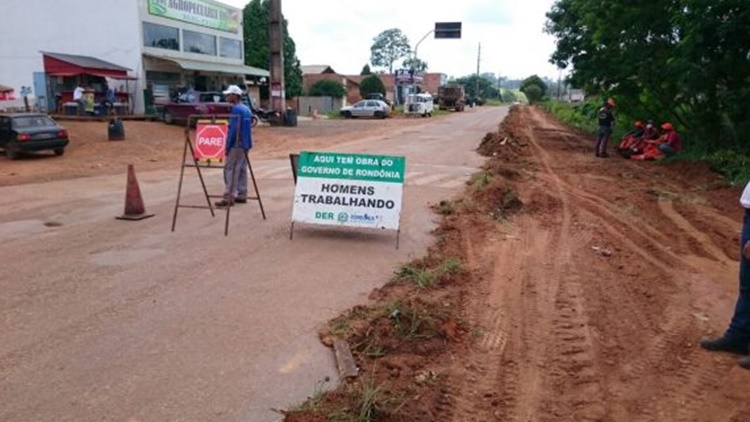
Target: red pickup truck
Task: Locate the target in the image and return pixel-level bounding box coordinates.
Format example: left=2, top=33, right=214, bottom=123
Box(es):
left=162, top=91, right=233, bottom=125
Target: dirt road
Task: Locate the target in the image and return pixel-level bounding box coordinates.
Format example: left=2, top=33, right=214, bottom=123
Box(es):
left=0, top=109, right=502, bottom=422
left=284, top=105, right=750, bottom=421
left=444, top=106, right=750, bottom=421
left=5, top=105, right=750, bottom=422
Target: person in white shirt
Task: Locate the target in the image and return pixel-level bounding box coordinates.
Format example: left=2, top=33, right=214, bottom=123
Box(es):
left=701, top=181, right=750, bottom=369
left=73, top=84, right=85, bottom=116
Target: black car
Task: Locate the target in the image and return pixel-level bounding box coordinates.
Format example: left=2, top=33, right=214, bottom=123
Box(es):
left=0, top=113, right=69, bottom=159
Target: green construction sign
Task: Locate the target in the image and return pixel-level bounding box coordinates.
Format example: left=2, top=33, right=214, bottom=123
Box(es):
left=147, top=0, right=240, bottom=33
left=297, top=152, right=406, bottom=184
left=293, top=151, right=406, bottom=231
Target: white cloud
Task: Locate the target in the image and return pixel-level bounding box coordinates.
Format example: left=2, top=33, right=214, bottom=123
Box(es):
left=224, top=0, right=560, bottom=79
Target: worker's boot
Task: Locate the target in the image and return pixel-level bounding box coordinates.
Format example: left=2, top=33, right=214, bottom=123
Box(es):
left=700, top=336, right=749, bottom=354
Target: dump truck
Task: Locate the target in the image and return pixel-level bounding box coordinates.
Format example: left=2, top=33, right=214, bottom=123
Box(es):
left=437, top=84, right=466, bottom=112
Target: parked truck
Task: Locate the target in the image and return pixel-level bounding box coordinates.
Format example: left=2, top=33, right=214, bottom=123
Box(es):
left=437, top=84, right=466, bottom=112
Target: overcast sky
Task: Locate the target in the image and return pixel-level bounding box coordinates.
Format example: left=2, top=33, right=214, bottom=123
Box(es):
left=223, top=0, right=561, bottom=80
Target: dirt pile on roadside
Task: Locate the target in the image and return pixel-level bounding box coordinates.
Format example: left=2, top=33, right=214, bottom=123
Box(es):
left=284, top=111, right=527, bottom=422
left=477, top=105, right=529, bottom=161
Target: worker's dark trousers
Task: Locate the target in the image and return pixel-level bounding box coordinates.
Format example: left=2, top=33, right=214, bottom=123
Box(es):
left=726, top=210, right=750, bottom=344
left=595, top=126, right=612, bottom=155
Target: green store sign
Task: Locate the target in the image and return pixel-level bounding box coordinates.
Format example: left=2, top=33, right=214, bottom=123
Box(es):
left=147, top=0, right=240, bottom=33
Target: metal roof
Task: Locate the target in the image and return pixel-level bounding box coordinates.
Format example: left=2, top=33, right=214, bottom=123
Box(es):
left=143, top=54, right=269, bottom=77
left=301, top=65, right=336, bottom=75
left=40, top=51, right=131, bottom=71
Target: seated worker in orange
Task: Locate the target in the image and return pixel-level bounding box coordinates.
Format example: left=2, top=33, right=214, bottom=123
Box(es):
left=642, top=120, right=660, bottom=141
left=627, top=119, right=660, bottom=155
left=631, top=122, right=683, bottom=161
left=617, top=121, right=645, bottom=157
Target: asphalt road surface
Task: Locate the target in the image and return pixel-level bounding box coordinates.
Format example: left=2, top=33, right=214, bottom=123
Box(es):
left=0, top=106, right=507, bottom=422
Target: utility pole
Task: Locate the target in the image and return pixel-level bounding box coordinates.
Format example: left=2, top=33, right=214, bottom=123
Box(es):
left=475, top=42, right=481, bottom=101
left=557, top=68, right=562, bottom=100
left=269, top=0, right=285, bottom=123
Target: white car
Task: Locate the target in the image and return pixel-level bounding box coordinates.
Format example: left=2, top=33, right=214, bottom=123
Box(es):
left=340, top=100, right=391, bottom=119
left=404, top=93, right=434, bottom=117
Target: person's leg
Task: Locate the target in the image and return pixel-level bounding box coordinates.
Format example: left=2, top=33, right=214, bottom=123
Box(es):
left=598, top=129, right=612, bottom=157
left=235, top=152, right=249, bottom=203
left=601, top=134, right=611, bottom=156
left=658, top=144, right=675, bottom=155
left=217, top=149, right=239, bottom=206
left=595, top=129, right=604, bottom=157
left=701, top=212, right=750, bottom=354
left=226, top=148, right=246, bottom=199
left=726, top=212, right=750, bottom=343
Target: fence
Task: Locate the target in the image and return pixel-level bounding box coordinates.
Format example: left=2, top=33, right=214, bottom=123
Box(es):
left=295, top=96, right=343, bottom=117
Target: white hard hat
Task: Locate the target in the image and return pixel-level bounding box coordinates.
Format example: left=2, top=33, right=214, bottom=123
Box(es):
left=223, top=85, right=243, bottom=96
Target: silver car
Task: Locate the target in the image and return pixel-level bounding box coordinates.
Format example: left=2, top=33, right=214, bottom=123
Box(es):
left=339, top=100, right=390, bottom=119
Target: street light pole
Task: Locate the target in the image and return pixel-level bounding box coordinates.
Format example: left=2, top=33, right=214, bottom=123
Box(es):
left=413, top=29, right=435, bottom=64
left=410, top=29, right=434, bottom=100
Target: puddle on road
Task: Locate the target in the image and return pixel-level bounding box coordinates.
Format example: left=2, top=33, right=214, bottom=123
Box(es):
left=0, top=219, right=49, bottom=239
left=91, top=249, right=165, bottom=267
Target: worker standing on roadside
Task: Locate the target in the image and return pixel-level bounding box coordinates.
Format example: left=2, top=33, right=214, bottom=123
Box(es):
left=700, top=181, right=750, bottom=369
left=214, top=85, right=253, bottom=208
left=595, top=97, right=616, bottom=158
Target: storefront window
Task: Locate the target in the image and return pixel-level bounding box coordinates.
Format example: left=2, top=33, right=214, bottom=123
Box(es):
left=183, top=30, right=217, bottom=56
left=220, top=38, right=243, bottom=59
left=143, top=22, right=179, bottom=51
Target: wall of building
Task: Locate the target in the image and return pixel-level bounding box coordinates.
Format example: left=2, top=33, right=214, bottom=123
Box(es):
left=295, top=96, right=343, bottom=117
left=0, top=0, right=142, bottom=109
left=1, top=0, right=246, bottom=114
left=138, top=0, right=245, bottom=66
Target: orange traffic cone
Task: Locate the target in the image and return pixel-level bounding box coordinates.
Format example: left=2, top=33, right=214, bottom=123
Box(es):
left=116, top=164, right=155, bottom=221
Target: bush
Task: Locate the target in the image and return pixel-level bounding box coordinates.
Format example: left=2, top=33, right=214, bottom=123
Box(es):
left=706, top=150, right=750, bottom=186
left=360, top=75, right=386, bottom=98
left=308, top=79, right=346, bottom=98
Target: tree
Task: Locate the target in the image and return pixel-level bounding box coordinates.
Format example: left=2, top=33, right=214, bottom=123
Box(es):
left=500, top=89, right=518, bottom=103
left=360, top=64, right=372, bottom=75
left=359, top=75, right=386, bottom=98
left=308, top=79, right=346, bottom=98
left=544, top=0, right=750, bottom=152
left=522, top=84, right=544, bottom=104
left=520, top=75, right=548, bottom=98
left=454, top=74, right=499, bottom=99
left=402, top=56, right=428, bottom=72
left=243, top=0, right=303, bottom=99
left=370, top=28, right=411, bottom=73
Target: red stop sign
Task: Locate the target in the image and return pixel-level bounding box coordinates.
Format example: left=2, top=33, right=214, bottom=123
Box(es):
left=195, top=123, right=228, bottom=160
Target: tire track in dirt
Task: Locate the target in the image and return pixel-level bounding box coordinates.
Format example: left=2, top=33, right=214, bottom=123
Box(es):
left=524, top=109, right=608, bottom=421
left=446, top=106, right=745, bottom=422
left=658, top=199, right=730, bottom=263
left=446, top=218, right=552, bottom=421
left=525, top=106, right=735, bottom=422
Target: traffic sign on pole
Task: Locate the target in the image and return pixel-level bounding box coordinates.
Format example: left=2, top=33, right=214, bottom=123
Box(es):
left=194, top=121, right=228, bottom=163
left=435, top=22, right=462, bottom=39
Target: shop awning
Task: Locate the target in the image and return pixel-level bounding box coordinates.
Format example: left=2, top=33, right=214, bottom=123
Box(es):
left=42, top=51, right=135, bottom=80
left=144, top=54, right=269, bottom=77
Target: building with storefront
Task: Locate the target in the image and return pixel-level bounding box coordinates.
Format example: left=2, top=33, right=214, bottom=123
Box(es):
left=1, top=0, right=268, bottom=114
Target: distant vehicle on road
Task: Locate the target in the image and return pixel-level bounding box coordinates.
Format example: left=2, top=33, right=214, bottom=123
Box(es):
left=162, top=91, right=233, bottom=125
left=339, top=100, right=391, bottom=119
left=404, top=93, right=434, bottom=117
left=0, top=113, right=69, bottom=160
left=438, top=84, right=466, bottom=112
